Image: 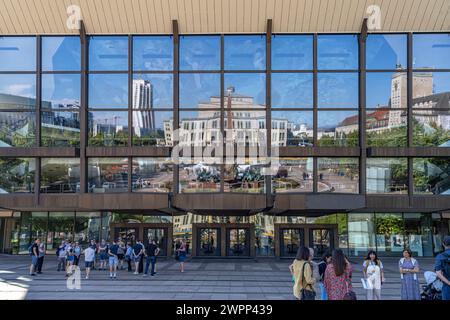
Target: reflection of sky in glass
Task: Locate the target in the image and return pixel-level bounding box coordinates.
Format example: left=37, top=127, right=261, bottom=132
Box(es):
left=318, top=35, right=358, bottom=70
left=272, top=111, right=313, bottom=127
left=224, top=73, right=266, bottom=105
left=224, top=35, right=265, bottom=70
left=413, top=34, right=450, bottom=69
left=367, top=34, right=407, bottom=70
left=414, top=72, right=450, bottom=95
left=180, top=73, right=220, bottom=108
left=133, top=74, right=173, bottom=108
left=42, top=37, right=80, bottom=71
left=272, top=35, right=313, bottom=70
left=42, top=74, right=80, bottom=108
left=0, top=74, right=36, bottom=99
left=180, top=36, right=220, bottom=70
left=89, top=36, right=128, bottom=71
left=90, top=111, right=128, bottom=126
left=318, top=111, right=359, bottom=129
left=366, top=72, right=405, bottom=108
left=133, top=36, right=173, bottom=70
left=272, top=73, right=313, bottom=108
left=318, top=73, right=358, bottom=108
left=89, top=74, right=128, bottom=108
left=0, top=37, right=36, bottom=71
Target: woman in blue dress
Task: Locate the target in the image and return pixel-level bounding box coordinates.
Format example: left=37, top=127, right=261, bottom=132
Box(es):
left=399, top=248, right=421, bottom=300
left=177, top=240, right=187, bottom=273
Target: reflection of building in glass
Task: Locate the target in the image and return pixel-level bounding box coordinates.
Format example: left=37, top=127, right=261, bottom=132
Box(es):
left=132, top=79, right=154, bottom=137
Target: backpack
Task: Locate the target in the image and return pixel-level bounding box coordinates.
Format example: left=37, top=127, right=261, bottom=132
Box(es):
left=442, top=253, right=450, bottom=278
left=28, top=244, right=34, bottom=256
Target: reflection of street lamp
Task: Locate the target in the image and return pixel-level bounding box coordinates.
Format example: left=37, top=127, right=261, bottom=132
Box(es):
left=226, top=86, right=235, bottom=142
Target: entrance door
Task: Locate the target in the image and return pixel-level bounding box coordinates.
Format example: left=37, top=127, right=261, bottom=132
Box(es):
left=144, top=227, right=167, bottom=256
left=115, top=227, right=139, bottom=246
left=198, top=228, right=221, bottom=256
left=280, top=228, right=305, bottom=257
left=309, top=228, right=334, bottom=258
left=226, top=228, right=250, bottom=257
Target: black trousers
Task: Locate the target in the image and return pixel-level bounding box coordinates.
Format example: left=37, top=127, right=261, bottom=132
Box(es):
left=37, top=256, right=44, bottom=272
left=138, top=255, right=144, bottom=273
left=127, top=258, right=132, bottom=271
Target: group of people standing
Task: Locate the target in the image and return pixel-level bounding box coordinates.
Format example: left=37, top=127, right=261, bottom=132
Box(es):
left=290, top=236, right=450, bottom=301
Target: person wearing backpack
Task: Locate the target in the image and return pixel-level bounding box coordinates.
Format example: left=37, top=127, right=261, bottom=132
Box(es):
left=435, top=236, right=450, bottom=300
left=28, top=239, right=40, bottom=276
left=363, top=250, right=385, bottom=300
left=318, top=251, right=332, bottom=300
left=399, top=248, right=420, bottom=300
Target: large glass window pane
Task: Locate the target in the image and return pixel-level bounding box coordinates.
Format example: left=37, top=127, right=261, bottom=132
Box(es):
left=42, top=36, right=81, bottom=71
left=375, top=213, right=405, bottom=256
left=0, top=158, right=35, bottom=193
left=88, top=111, right=128, bottom=146
left=272, top=158, right=313, bottom=193
left=366, top=34, right=407, bottom=70
left=179, top=161, right=221, bottom=193
left=74, top=212, right=101, bottom=245
left=224, top=73, right=266, bottom=106
left=89, top=36, right=128, bottom=71
left=366, top=108, right=407, bottom=147
left=317, top=158, right=359, bottom=194
left=367, top=72, right=407, bottom=109
left=0, top=111, right=36, bottom=147
left=318, top=35, right=358, bottom=70
left=47, top=212, right=74, bottom=252
left=133, top=36, right=173, bottom=71
left=366, top=158, right=408, bottom=194
left=404, top=213, right=434, bottom=257
left=41, top=158, right=80, bottom=193
left=41, top=110, right=80, bottom=147
left=413, top=158, right=450, bottom=195
left=224, top=160, right=265, bottom=194
left=0, top=74, right=36, bottom=109
left=272, top=111, right=313, bottom=146
left=88, top=158, right=129, bottom=193
left=348, top=213, right=376, bottom=257
left=133, top=74, right=172, bottom=109
left=180, top=36, right=220, bottom=70
left=413, top=110, right=450, bottom=147
left=224, top=35, right=266, bottom=70
left=225, top=109, right=266, bottom=147
left=133, top=111, right=172, bottom=147
left=272, top=35, right=313, bottom=70
left=318, top=73, right=358, bottom=108
left=413, top=34, right=450, bottom=69
left=42, top=74, right=80, bottom=109
left=413, top=72, right=450, bottom=101
left=132, top=158, right=173, bottom=193
left=271, top=73, right=313, bottom=108
left=180, top=73, right=220, bottom=109
left=0, top=37, right=36, bottom=71
left=318, top=111, right=359, bottom=146
left=179, top=110, right=221, bottom=147
left=88, top=74, right=128, bottom=108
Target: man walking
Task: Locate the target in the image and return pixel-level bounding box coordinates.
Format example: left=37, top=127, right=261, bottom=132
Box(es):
left=83, top=244, right=95, bottom=279
left=435, top=236, right=450, bottom=300
left=108, top=240, right=120, bottom=279
left=36, top=240, right=45, bottom=274
left=144, top=239, right=160, bottom=277
left=29, top=239, right=40, bottom=276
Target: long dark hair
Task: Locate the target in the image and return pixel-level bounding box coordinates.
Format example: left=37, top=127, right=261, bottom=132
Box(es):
left=332, top=249, right=347, bottom=277
left=295, top=246, right=310, bottom=261
left=322, top=250, right=332, bottom=263
left=365, top=250, right=379, bottom=262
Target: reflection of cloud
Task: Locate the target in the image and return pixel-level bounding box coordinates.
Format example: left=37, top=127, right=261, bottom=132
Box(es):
left=5, top=84, right=33, bottom=97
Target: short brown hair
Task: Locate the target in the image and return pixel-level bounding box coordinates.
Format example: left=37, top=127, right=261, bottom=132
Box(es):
left=403, top=248, right=413, bottom=257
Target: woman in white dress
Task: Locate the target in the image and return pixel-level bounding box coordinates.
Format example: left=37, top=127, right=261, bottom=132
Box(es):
left=362, top=250, right=385, bottom=300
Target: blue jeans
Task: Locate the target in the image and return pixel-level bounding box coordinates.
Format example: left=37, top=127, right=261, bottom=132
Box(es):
left=144, top=256, right=156, bottom=275
left=443, top=284, right=450, bottom=301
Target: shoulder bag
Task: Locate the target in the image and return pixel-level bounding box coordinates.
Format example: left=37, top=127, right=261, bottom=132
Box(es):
left=300, top=262, right=316, bottom=301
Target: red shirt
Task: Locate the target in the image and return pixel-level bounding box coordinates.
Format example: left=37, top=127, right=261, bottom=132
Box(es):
left=324, top=263, right=354, bottom=300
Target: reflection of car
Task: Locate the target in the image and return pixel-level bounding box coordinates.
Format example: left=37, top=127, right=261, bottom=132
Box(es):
left=298, top=139, right=313, bottom=147
left=102, top=182, right=116, bottom=189
left=275, top=168, right=288, bottom=178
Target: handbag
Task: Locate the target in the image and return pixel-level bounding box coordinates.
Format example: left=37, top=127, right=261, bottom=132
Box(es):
left=343, top=277, right=357, bottom=300
left=300, top=262, right=316, bottom=301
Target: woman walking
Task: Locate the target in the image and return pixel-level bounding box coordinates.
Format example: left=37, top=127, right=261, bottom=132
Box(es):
left=73, top=242, right=82, bottom=266
left=177, top=240, right=187, bottom=273
left=98, top=240, right=108, bottom=271
left=317, top=251, right=332, bottom=300
left=363, top=250, right=385, bottom=300
left=324, top=249, right=354, bottom=300
left=125, top=243, right=133, bottom=272
left=289, top=246, right=316, bottom=300
left=399, top=249, right=420, bottom=300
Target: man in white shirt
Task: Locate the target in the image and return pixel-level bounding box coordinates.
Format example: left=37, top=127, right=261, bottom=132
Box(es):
left=83, top=246, right=96, bottom=279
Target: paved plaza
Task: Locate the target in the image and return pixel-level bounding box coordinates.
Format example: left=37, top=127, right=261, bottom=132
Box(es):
left=0, top=254, right=436, bottom=300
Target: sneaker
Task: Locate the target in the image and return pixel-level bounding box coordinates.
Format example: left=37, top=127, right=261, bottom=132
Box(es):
left=30, top=273, right=36, bottom=276
left=37, top=271, right=42, bottom=274
left=134, top=272, right=138, bottom=275
left=113, top=274, right=116, bottom=279
left=151, top=274, right=155, bottom=276
left=85, top=276, right=89, bottom=279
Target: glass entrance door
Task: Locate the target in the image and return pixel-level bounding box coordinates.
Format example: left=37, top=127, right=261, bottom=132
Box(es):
left=198, top=228, right=221, bottom=256
left=309, top=228, right=334, bottom=258
left=280, top=229, right=305, bottom=257
left=144, top=228, right=167, bottom=256
left=226, top=228, right=250, bottom=257
left=115, top=227, right=138, bottom=246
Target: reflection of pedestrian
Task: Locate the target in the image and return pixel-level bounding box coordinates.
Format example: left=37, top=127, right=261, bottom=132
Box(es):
left=319, top=173, right=323, bottom=181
